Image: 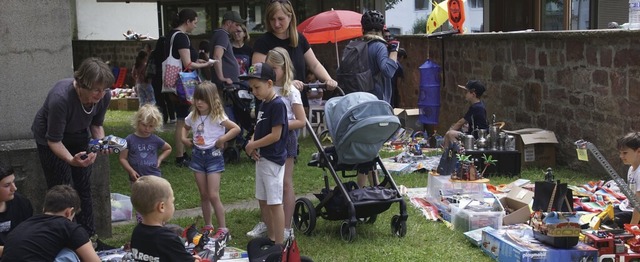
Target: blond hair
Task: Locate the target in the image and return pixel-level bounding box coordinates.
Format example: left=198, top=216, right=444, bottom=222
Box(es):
left=266, top=47, right=295, bottom=97
left=265, top=1, right=298, bottom=47
left=131, top=176, right=173, bottom=215
left=131, top=104, right=163, bottom=131
left=190, top=81, right=225, bottom=123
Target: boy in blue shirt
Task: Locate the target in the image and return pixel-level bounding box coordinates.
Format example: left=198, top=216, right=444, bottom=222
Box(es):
left=242, top=63, right=288, bottom=245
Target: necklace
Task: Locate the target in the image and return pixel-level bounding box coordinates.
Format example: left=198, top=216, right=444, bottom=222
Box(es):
left=81, top=103, right=96, bottom=115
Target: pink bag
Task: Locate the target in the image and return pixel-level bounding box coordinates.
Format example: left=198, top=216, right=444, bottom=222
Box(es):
left=161, top=32, right=186, bottom=93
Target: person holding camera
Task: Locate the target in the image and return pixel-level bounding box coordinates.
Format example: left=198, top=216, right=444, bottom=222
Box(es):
left=360, top=10, right=399, bottom=105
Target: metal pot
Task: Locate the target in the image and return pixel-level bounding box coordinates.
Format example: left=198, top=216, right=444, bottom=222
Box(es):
left=463, top=135, right=475, bottom=150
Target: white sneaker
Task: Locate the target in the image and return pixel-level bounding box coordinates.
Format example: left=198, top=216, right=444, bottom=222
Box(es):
left=246, top=222, right=268, bottom=238
left=284, top=228, right=294, bottom=241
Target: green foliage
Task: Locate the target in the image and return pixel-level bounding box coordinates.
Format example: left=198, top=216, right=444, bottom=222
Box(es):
left=412, top=16, right=427, bottom=34
left=385, top=0, right=404, bottom=10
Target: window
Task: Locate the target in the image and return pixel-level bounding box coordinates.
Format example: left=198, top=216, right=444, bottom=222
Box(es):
left=415, top=0, right=429, bottom=10
left=468, top=0, right=484, bottom=9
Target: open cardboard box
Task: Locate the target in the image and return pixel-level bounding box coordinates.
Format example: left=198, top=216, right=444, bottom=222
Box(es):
left=394, top=108, right=423, bottom=132
left=499, top=186, right=533, bottom=225
left=504, top=128, right=558, bottom=168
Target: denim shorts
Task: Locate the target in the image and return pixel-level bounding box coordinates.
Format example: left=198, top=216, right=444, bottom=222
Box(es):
left=286, top=130, right=299, bottom=158
left=189, top=147, right=225, bottom=174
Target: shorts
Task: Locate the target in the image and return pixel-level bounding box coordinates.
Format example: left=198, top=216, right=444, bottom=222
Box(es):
left=356, top=161, right=377, bottom=174
left=255, top=158, right=285, bottom=205
left=175, top=103, right=190, bottom=119
left=285, top=130, right=299, bottom=158
left=189, top=147, right=225, bottom=174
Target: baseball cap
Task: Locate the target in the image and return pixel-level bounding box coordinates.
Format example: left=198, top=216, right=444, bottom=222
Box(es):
left=239, top=63, right=276, bottom=82
left=457, top=80, right=486, bottom=96
left=222, top=10, right=246, bottom=24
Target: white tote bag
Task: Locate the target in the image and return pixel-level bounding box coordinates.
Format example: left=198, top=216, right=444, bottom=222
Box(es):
left=161, top=32, right=186, bottom=93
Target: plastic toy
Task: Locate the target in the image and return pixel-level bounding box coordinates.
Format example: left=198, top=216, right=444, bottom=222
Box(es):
left=81, top=135, right=127, bottom=160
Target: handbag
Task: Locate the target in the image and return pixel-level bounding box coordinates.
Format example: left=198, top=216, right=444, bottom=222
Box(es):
left=177, top=70, right=200, bottom=104
left=282, top=238, right=301, bottom=262
left=161, top=32, right=185, bottom=93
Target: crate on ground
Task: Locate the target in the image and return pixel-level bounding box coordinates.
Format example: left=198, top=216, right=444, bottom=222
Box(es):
left=111, top=193, right=133, bottom=222
left=426, top=174, right=486, bottom=200
left=450, top=194, right=505, bottom=232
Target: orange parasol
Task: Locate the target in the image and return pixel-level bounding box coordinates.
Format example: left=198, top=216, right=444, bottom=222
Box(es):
left=297, top=9, right=363, bottom=66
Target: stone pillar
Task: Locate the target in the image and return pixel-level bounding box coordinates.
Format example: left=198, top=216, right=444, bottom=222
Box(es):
left=0, top=0, right=112, bottom=237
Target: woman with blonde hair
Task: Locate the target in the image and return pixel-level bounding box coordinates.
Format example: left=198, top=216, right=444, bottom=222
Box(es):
left=252, top=0, right=338, bottom=112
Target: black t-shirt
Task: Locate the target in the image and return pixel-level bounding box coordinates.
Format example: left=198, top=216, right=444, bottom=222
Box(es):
left=2, top=214, right=89, bottom=261
left=464, top=101, right=489, bottom=135
left=233, top=44, right=253, bottom=75
left=0, top=193, right=33, bottom=246
left=165, top=30, right=198, bottom=66
left=130, top=223, right=195, bottom=262
left=253, top=32, right=311, bottom=106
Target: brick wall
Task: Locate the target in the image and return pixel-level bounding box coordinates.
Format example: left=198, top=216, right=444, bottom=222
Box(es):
left=73, top=30, right=640, bottom=171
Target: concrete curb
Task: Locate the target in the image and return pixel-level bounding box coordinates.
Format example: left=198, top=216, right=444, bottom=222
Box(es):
left=112, top=193, right=316, bottom=226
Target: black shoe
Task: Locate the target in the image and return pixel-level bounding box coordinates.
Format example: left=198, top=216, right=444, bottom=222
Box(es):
left=175, top=157, right=190, bottom=167
left=94, top=238, right=116, bottom=251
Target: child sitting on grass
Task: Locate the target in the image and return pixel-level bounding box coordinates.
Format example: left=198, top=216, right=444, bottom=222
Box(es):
left=130, top=176, right=201, bottom=261
left=2, top=185, right=99, bottom=261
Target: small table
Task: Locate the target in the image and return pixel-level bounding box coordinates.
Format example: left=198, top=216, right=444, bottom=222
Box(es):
left=465, top=150, right=521, bottom=177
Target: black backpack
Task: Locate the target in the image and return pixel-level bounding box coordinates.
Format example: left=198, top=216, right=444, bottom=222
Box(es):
left=336, top=39, right=384, bottom=94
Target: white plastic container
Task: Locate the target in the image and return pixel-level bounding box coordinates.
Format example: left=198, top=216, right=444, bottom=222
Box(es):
left=111, top=193, right=133, bottom=222
left=630, top=0, right=640, bottom=30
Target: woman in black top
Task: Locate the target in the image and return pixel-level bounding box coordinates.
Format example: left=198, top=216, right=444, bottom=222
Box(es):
left=164, top=8, right=216, bottom=167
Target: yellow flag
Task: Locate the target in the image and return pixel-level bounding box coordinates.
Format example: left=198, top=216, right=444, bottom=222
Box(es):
left=427, top=1, right=449, bottom=34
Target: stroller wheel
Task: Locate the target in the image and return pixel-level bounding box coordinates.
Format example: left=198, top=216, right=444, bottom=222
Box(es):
left=318, top=130, right=333, bottom=147
left=340, top=221, right=356, bottom=242
left=293, top=198, right=317, bottom=235
left=391, top=215, right=407, bottom=237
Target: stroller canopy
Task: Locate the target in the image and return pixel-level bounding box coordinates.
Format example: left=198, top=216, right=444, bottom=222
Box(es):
left=324, top=92, right=400, bottom=165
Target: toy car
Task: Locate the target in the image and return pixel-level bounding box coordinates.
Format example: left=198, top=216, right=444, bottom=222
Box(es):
left=88, top=135, right=127, bottom=154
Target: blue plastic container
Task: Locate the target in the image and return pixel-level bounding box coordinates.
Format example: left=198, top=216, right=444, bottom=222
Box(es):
left=418, top=59, right=442, bottom=124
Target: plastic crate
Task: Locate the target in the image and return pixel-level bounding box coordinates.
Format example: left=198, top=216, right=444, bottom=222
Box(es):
left=426, top=174, right=486, bottom=200
left=451, top=202, right=505, bottom=232
left=111, top=193, right=133, bottom=222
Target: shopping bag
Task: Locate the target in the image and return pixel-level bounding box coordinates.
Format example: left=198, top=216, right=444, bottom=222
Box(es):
left=437, top=143, right=460, bottom=176
left=177, top=70, right=200, bottom=104
left=282, top=238, right=301, bottom=262
left=162, top=32, right=185, bottom=93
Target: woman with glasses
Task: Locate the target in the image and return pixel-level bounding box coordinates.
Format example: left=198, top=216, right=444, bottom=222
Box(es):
left=247, top=0, right=338, bottom=241
left=232, top=23, right=253, bottom=76
left=31, top=57, right=114, bottom=238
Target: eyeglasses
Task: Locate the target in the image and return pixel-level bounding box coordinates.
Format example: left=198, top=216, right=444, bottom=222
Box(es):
left=80, top=83, right=106, bottom=94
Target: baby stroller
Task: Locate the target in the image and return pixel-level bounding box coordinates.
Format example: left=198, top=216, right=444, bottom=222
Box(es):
left=293, top=86, right=408, bottom=242
left=222, top=81, right=255, bottom=162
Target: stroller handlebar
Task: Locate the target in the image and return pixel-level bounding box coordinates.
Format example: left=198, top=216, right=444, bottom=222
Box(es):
left=303, top=83, right=344, bottom=96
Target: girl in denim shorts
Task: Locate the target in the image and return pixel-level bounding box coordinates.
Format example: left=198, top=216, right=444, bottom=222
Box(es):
left=181, top=81, right=240, bottom=242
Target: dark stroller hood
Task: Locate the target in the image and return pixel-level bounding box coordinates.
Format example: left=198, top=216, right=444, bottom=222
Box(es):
left=324, top=92, right=400, bottom=165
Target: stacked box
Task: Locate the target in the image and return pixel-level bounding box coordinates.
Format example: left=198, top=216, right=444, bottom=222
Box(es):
left=111, top=193, right=132, bottom=222
left=450, top=194, right=505, bottom=232
left=481, top=227, right=598, bottom=262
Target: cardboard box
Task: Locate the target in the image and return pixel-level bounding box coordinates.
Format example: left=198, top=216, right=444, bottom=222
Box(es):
left=481, top=227, right=598, bottom=262
left=396, top=108, right=424, bottom=132
left=499, top=186, right=534, bottom=225
left=109, top=98, right=139, bottom=111
left=505, top=128, right=558, bottom=168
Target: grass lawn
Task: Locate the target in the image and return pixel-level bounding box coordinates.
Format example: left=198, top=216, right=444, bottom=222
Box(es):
left=102, top=110, right=608, bottom=261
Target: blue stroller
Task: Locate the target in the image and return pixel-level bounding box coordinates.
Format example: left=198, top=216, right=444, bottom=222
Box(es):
left=293, top=89, right=408, bottom=242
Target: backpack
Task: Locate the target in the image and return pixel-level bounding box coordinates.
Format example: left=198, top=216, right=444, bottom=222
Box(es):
left=336, top=39, right=384, bottom=94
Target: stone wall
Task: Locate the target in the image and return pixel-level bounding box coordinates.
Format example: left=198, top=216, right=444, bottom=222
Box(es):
left=0, top=0, right=111, bottom=238
left=73, top=30, right=640, bottom=172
